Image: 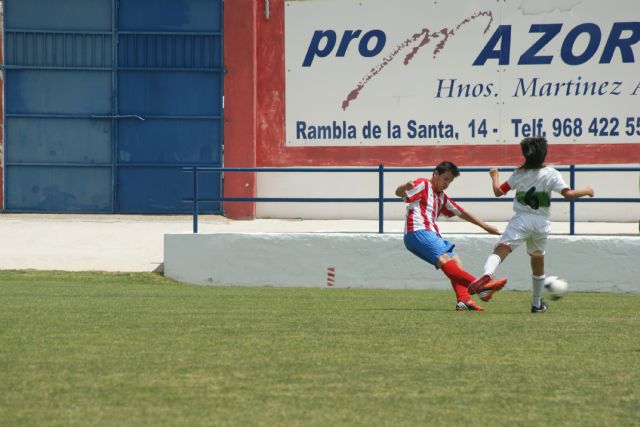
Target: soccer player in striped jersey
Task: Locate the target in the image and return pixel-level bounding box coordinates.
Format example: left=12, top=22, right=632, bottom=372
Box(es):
left=396, top=161, right=507, bottom=311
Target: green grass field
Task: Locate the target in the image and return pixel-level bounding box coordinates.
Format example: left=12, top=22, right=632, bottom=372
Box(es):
left=1, top=270, right=638, bottom=426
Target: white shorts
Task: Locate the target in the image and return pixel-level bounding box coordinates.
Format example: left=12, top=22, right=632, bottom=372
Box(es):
left=497, top=213, right=550, bottom=255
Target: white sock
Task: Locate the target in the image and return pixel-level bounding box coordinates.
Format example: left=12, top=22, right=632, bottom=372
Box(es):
left=532, top=275, right=545, bottom=307
left=483, top=254, right=502, bottom=277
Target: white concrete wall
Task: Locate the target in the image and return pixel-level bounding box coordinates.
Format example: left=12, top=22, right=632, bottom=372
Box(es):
left=164, top=232, right=640, bottom=293
left=255, top=165, right=640, bottom=222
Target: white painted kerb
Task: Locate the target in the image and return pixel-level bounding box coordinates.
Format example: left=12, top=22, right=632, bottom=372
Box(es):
left=164, top=233, right=640, bottom=293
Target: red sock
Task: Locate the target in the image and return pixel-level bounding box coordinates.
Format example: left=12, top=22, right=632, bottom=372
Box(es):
left=450, top=280, right=471, bottom=302
left=441, top=260, right=476, bottom=288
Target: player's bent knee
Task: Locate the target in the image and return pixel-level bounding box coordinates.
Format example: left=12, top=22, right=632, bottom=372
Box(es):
left=494, top=243, right=512, bottom=257
left=436, top=253, right=453, bottom=268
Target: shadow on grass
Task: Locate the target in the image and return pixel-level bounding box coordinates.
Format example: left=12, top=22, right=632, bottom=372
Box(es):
left=360, top=307, right=454, bottom=313
left=361, top=307, right=535, bottom=315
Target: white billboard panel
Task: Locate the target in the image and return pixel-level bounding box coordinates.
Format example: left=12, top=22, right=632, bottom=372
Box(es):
left=285, top=0, right=640, bottom=147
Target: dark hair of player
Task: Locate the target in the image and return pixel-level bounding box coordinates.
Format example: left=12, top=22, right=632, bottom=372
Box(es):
left=519, top=137, right=548, bottom=169
left=435, top=161, right=460, bottom=177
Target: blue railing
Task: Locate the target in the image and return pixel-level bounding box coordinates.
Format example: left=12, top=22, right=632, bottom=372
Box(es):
left=183, top=165, right=640, bottom=235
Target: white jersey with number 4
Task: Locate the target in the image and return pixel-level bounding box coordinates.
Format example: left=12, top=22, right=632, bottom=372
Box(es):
left=499, top=166, right=569, bottom=217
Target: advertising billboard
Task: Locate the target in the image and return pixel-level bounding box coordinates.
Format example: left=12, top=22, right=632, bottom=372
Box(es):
left=285, top=0, right=640, bottom=152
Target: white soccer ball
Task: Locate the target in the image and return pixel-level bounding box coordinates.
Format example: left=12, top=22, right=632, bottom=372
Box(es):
left=544, top=276, right=569, bottom=300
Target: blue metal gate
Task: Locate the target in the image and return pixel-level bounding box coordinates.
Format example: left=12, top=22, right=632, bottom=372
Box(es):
left=3, top=0, right=223, bottom=213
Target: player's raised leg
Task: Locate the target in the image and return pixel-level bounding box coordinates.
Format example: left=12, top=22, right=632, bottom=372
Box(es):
left=469, top=245, right=511, bottom=301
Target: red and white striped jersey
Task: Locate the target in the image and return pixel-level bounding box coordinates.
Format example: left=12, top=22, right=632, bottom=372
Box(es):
left=403, top=178, right=464, bottom=235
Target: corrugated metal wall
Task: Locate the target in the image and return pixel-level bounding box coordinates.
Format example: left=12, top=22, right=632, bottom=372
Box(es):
left=3, top=0, right=223, bottom=213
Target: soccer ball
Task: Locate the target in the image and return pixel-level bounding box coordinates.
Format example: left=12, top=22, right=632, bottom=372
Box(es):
left=544, top=276, right=569, bottom=300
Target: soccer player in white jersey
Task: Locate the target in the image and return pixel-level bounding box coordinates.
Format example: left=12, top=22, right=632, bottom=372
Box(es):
left=396, top=161, right=507, bottom=311
left=468, top=137, right=594, bottom=313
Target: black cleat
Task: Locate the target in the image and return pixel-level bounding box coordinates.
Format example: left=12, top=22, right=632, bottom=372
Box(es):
left=531, top=299, right=548, bottom=313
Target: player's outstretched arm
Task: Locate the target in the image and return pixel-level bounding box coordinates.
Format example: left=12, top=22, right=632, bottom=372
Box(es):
left=459, top=210, right=501, bottom=235
left=395, top=181, right=413, bottom=198
left=561, top=187, right=594, bottom=199
left=489, top=168, right=505, bottom=197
